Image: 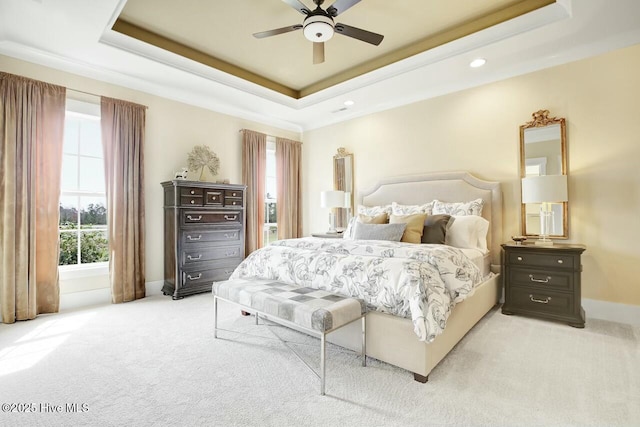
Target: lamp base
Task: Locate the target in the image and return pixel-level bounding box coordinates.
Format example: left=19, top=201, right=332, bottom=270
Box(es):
left=534, top=238, right=554, bottom=246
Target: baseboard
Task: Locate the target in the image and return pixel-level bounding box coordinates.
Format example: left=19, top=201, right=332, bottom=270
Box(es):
left=583, top=299, right=640, bottom=326
left=59, top=287, right=111, bottom=311
left=59, top=280, right=166, bottom=312
left=52, top=286, right=640, bottom=327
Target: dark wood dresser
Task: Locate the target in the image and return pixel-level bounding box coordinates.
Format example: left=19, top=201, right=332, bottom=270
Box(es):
left=501, top=242, right=586, bottom=327
left=162, top=180, right=246, bottom=299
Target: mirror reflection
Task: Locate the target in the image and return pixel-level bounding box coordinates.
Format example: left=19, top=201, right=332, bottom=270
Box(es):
left=520, top=110, right=568, bottom=238
left=333, top=148, right=353, bottom=230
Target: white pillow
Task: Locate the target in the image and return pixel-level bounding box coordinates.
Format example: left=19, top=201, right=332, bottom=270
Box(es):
left=391, top=201, right=434, bottom=216
left=357, top=204, right=392, bottom=217
left=445, top=215, right=489, bottom=253
left=433, top=198, right=484, bottom=216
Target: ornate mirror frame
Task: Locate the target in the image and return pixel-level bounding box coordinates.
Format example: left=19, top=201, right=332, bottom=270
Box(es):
left=520, top=110, right=568, bottom=239
left=333, top=147, right=353, bottom=230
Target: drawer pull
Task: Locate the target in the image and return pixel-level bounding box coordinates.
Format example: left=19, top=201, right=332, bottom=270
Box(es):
left=517, top=256, right=523, bottom=261
left=232, top=192, right=237, bottom=196
left=190, top=200, right=195, bottom=204
left=187, top=215, right=202, bottom=221
left=529, top=295, right=551, bottom=304
left=529, top=274, right=552, bottom=284
left=190, top=190, right=195, bottom=195
left=187, top=273, right=202, bottom=281
left=224, top=233, right=237, bottom=239
left=187, top=254, right=202, bottom=261
left=557, top=259, right=563, bottom=264
left=224, top=215, right=238, bottom=221
left=225, top=250, right=238, bottom=257
left=232, top=201, right=237, bottom=205
left=187, top=235, right=202, bottom=241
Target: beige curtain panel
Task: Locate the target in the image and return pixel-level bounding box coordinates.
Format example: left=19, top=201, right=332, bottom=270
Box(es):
left=101, top=97, right=146, bottom=304
left=241, top=129, right=267, bottom=255
left=0, top=72, right=66, bottom=324
left=276, top=137, right=303, bottom=240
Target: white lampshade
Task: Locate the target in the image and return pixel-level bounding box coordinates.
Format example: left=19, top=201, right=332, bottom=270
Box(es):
left=320, top=190, right=346, bottom=208
left=344, top=191, right=352, bottom=208
left=521, top=175, right=568, bottom=203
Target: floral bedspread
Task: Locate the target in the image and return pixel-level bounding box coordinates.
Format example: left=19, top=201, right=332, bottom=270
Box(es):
left=229, top=237, right=483, bottom=342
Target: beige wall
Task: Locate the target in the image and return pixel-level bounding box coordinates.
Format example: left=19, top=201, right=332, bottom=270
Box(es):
left=0, top=54, right=300, bottom=291
left=303, top=43, right=640, bottom=306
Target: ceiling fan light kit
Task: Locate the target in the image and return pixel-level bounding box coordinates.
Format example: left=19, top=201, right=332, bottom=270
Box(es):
left=253, top=0, right=384, bottom=64
left=303, top=14, right=334, bottom=42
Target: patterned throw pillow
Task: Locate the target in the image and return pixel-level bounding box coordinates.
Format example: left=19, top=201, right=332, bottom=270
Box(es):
left=432, top=198, right=484, bottom=216
left=391, top=201, right=434, bottom=216
left=357, top=204, right=392, bottom=217
left=389, top=213, right=428, bottom=244
left=352, top=222, right=407, bottom=242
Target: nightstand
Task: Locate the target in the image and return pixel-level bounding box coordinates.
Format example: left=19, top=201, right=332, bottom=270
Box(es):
left=501, top=242, right=586, bottom=328
left=311, top=232, right=344, bottom=239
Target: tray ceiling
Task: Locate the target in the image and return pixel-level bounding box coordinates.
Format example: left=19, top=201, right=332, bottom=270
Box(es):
left=114, top=0, right=554, bottom=98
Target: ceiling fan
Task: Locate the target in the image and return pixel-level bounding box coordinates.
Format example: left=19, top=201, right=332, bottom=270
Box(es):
left=253, top=0, right=384, bottom=64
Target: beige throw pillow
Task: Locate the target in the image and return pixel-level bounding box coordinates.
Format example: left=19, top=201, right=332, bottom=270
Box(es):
left=358, top=213, right=388, bottom=224
left=389, top=213, right=427, bottom=243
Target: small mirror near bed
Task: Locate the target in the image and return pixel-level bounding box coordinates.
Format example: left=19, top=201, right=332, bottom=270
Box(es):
left=520, top=110, right=568, bottom=239
left=333, top=148, right=354, bottom=230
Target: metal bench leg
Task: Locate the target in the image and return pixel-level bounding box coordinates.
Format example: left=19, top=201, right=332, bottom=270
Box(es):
left=362, top=316, right=366, bottom=367
left=321, top=333, right=326, bottom=396
left=213, top=296, right=218, bottom=339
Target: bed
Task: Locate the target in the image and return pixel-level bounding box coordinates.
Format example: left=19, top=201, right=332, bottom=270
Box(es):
left=232, top=171, right=502, bottom=382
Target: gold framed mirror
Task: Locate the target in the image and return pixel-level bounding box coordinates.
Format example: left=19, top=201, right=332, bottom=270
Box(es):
left=520, top=110, right=568, bottom=239
left=333, top=147, right=353, bottom=230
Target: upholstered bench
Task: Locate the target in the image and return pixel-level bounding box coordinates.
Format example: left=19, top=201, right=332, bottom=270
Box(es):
left=212, top=278, right=366, bottom=395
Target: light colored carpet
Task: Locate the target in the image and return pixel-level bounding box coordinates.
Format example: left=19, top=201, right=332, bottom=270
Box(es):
left=0, top=293, right=638, bottom=427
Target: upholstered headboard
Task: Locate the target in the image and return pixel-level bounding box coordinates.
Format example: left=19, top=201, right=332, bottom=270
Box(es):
left=357, top=171, right=503, bottom=267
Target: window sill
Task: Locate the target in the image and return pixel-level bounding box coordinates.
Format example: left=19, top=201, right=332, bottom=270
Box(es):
left=59, top=262, right=109, bottom=280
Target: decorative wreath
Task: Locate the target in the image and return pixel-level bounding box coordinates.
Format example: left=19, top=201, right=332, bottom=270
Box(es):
left=187, top=145, right=220, bottom=180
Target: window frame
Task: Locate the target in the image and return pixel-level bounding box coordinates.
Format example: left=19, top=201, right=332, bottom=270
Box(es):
left=59, top=99, right=109, bottom=277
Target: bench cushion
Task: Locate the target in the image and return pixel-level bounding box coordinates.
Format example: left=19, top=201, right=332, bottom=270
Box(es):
left=213, top=278, right=366, bottom=332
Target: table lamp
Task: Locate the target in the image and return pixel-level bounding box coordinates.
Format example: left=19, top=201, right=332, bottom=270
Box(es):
left=521, top=175, right=568, bottom=246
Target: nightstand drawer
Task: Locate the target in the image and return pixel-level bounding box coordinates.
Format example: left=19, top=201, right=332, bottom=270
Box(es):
left=509, top=287, right=574, bottom=317
left=509, top=268, right=574, bottom=292
left=508, top=252, right=575, bottom=269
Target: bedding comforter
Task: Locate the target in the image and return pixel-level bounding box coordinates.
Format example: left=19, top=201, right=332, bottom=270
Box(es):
left=229, top=237, right=484, bottom=342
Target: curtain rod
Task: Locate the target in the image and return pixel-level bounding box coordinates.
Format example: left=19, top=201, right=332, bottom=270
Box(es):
left=67, top=88, right=148, bottom=109
left=238, top=128, right=302, bottom=143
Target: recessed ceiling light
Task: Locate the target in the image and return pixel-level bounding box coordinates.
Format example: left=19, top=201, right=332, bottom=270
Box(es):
left=469, top=58, right=486, bottom=68
left=344, top=100, right=355, bottom=106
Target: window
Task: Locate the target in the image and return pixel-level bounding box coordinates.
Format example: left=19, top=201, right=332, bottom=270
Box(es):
left=264, top=137, right=278, bottom=245
left=59, top=99, right=108, bottom=268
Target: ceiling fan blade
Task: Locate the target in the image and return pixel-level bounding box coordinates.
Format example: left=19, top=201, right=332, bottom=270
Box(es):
left=281, top=0, right=311, bottom=15
left=253, top=24, right=302, bottom=39
left=326, top=0, right=361, bottom=17
left=334, top=23, right=383, bottom=45
left=313, top=42, right=325, bottom=64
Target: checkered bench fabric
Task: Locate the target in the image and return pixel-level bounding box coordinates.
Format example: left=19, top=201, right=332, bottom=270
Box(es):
left=213, top=278, right=366, bottom=332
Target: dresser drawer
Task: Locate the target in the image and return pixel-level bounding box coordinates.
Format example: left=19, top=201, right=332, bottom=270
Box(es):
left=225, top=189, right=243, bottom=199
left=182, top=245, right=242, bottom=265
left=181, top=187, right=203, bottom=197
left=509, top=268, right=574, bottom=292
left=181, top=196, right=203, bottom=206
left=225, top=197, right=243, bottom=207
left=182, top=211, right=242, bottom=226
left=508, top=287, right=575, bottom=317
left=180, top=264, right=238, bottom=287
left=508, top=252, right=575, bottom=269
left=205, top=190, right=223, bottom=205
left=182, top=229, right=241, bottom=246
